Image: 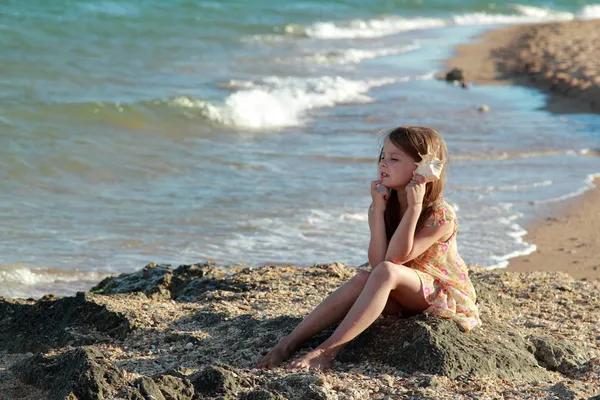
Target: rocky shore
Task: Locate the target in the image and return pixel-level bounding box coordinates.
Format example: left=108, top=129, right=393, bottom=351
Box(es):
left=448, top=19, right=600, bottom=114
left=1, top=262, right=599, bottom=399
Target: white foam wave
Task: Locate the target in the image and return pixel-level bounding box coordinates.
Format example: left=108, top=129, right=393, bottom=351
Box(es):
left=283, top=17, right=446, bottom=39
left=487, top=244, right=537, bottom=270
left=512, top=5, right=573, bottom=19
left=532, top=172, right=600, bottom=204
left=579, top=5, right=600, bottom=19
left=304, top=209, right=368, bottom=225
left=481, top=210, right=537, bottom=269
left=0, top=263, right=105, bottom=286
left=452, top=148, right=589, bottom=162
left=456, top=180, right=553, bottom=192
left=275, top=43, right=421, bottom=65
left=269, top=4, right=590, bottom=42
left=452, top=8, right=572, bottom=25
left=171, top=75, right=399, bottom=129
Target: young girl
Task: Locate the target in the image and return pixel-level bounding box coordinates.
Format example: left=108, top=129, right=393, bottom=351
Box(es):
left=257, top=126, right=481, bottom=371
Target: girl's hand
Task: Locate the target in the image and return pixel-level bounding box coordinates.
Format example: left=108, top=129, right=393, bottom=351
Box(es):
left=406, top=172, right=426, bottom=206
left=370, top=178, right=389, bottom=213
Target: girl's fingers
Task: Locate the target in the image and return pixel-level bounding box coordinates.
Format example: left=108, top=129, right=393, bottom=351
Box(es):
left=412, top=172, right=425, bottom=184
left=370, top=179, right=381, bottom=191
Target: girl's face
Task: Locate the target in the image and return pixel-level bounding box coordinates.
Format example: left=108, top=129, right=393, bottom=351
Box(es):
left=378, top=137, right=417, bottom=189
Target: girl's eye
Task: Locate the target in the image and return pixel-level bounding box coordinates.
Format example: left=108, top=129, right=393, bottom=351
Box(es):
left=391, top=158, right=399, bottom=161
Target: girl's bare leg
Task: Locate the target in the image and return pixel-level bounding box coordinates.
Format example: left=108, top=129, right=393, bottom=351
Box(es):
left=256, top=270, right=371, bottom=369
left=288, top=261, right=428, bottom=370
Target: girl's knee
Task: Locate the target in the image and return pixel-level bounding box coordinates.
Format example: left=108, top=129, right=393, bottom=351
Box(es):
left=372, top=261, right=411, bottom=284
left=372, top=261, right=398, bottom=281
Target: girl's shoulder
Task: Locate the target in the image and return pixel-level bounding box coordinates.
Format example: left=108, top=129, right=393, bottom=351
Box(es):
left=424, top=198, right=457, bottom=227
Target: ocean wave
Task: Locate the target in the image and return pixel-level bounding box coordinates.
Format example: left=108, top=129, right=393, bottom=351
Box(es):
left=452, top=6, right=573, bottom=25
left=531, top=172, right=600, bottom=204
left=261, top=4, right=592, bottom=42
left=169, top=75, right=400, bottom=129
left=274, top=43, right=421, bottom=65
left=0, top=263, right=105, bottom=286
left=579, top=5, right=600, bottom=19
left=77, top=2, right=140, bottom=17
left=282, top=17, right=446, bottom=39
left=452, top=148, right=591, bottom=162
left=454, top=180, right=553, bottom=192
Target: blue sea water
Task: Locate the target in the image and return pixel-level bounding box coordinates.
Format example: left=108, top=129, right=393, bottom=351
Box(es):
left=1, top=0, right=600, bottom=298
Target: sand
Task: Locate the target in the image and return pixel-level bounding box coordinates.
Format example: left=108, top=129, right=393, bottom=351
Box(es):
left=447, top=19, right=600, bottom=114
left=506, top=177, right=600, bottom=279
left=446, top=20, right=600, bottom=280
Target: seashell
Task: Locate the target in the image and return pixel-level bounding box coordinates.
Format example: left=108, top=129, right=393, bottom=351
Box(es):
left=414, top=152, right=444, bottom=182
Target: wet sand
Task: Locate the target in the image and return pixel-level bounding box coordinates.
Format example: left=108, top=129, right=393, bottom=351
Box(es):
left=507, top=177, right=600, bottom=279
left=447, top=19, right=600, bottom=114
left=446, top=20, right=600, bottom=279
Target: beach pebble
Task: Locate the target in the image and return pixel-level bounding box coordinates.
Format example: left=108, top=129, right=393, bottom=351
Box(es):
left=478, top=104, right=490, bottom=112
left=445, top=68, right=466, bottom=82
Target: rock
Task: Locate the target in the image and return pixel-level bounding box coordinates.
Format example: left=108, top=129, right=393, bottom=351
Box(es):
left=418, top=375, right=444, bottom=388
left=528, top=336, right=590, bottom=375
left=547, top=382, right=576, bottom=400
left=91, top=262, right=252, bottom=301
left=11, top=347, right=124, bottom=400
left=190, top=365, right=238, bottom=397
left=338, top=315, right=549, bottom=381
left=240, top=389, right=284, bottom=400
left=122, top=387, right=145, bottom=400
left=135, top=376, right=166, bottom=400
left=91, top=263, right=174, bottom=299
left=154, top=375, right=195, bottom=400
left=164, top=332, right=201, bottom=345
left=445, top=68, right=466, bottom=82
left=191, top=312, right=304, bottom=355
left=477, top=104, right=490, bottom=112
left=0, top=292, right=130, bottom=353
left=269, top=374, right=337, bottom=400
left=161, top=366, right=196, bottom=380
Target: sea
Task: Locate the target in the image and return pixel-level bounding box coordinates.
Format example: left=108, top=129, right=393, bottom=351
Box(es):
left=2, top=0, right=600, bottom=298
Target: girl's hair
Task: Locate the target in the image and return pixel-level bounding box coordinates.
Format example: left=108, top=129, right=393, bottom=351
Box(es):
left=379, top=126, right=448, bottom=240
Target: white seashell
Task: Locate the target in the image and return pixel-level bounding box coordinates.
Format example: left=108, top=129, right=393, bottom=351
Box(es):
left=414, top=152, right=444, bottom=182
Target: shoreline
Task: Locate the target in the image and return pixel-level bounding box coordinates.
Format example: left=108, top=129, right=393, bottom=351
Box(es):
left=446, top=19, right=600, bottom=114
left=506, top=176, right=600, bottom=279
left=446, top=20, right=600, bottom=280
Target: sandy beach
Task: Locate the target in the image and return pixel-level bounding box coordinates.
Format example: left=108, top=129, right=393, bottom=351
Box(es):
left=447, top=19, right=600, bottom=114
left=1, top=262, right=599, bottom=399
left=507, top=177, right=600, bottom=280
left=1, top=17, right=600, bottom=400
left=447, top=20, right=600, bottom=280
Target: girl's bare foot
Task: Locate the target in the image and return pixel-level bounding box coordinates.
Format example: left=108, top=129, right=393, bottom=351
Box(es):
left=256, top=339, right=294, bottom=369
left=287, top=348, right=334, bottom=371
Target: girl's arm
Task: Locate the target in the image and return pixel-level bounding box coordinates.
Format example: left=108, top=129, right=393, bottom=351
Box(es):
left=385, top=204, right=453, bottom=264
left=367, top=204, right=388, bottom=267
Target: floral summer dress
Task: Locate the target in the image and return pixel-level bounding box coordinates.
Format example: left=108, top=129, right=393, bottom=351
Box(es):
left=407, top=199, right=481, bottom=332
